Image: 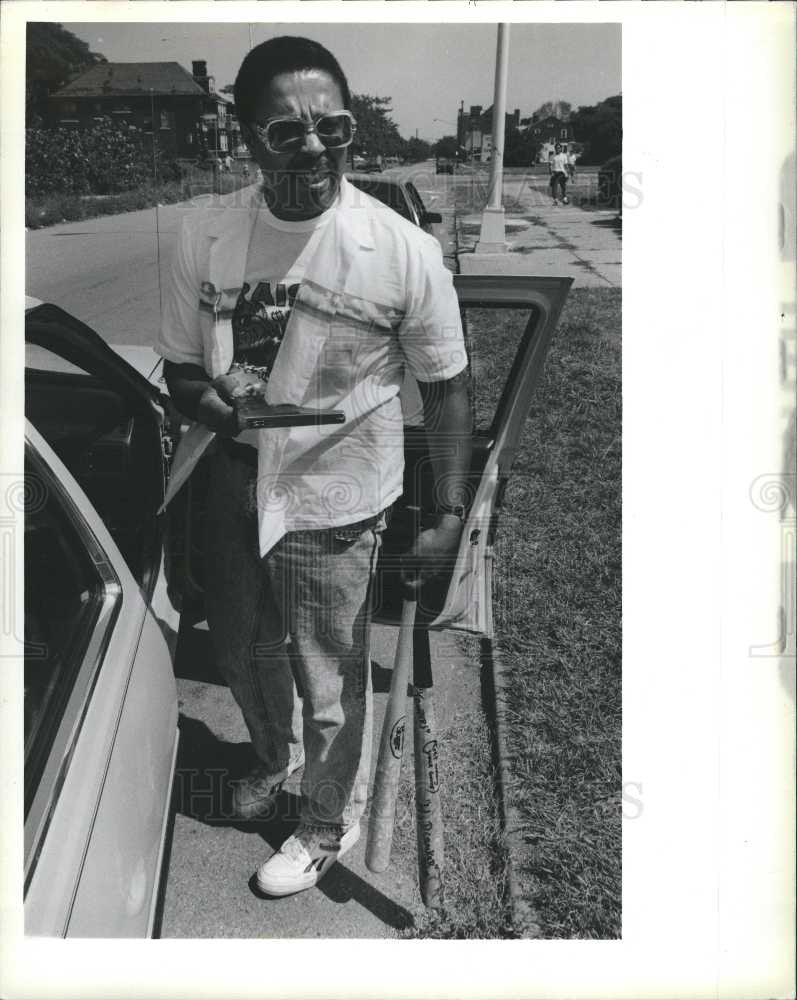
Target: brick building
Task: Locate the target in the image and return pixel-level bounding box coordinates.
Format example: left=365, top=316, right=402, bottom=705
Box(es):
left=48, top=59, right=241, bottom=160
left=457, top=103, right=521, bottom=163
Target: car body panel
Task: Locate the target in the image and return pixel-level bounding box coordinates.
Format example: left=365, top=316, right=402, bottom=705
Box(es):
left=66, top=611, right=179, bottom=938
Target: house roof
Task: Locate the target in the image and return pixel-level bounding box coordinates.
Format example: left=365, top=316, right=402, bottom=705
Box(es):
left=51, top=62, right=207, bottom=98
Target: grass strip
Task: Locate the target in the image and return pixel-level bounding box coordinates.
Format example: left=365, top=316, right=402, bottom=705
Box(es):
left=491, top=287, right=622, bottom=938
left=390, top=661, right=515, bottom=938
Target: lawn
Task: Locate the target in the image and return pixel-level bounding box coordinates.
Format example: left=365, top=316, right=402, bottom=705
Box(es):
left=390, top=288, right=622, bottom=939
left=490, top=287, right=622, bottom=938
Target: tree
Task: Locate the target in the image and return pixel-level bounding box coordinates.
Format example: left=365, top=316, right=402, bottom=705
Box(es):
left=433, top=135, right=459, bottom=159
left=26, top=23, right=106, bottom=126
left=504, top=129, right=540, bottom=168
left=350, top=94, right=404, bottom=157
left=570, top=95, right=621, bottom=165
left=403, top=137, right=432, bottom=162
left=531, top=100, right=572, bottom=122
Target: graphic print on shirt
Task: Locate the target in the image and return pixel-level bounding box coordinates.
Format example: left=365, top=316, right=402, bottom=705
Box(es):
left=232, top=279, right=301, bottom=375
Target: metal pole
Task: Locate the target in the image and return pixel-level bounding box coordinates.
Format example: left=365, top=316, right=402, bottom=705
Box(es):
left=475, top=23, right=510, bottom=254
left=487, top=23, right=509, bottom=209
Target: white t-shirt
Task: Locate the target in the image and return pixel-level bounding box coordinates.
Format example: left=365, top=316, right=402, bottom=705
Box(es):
left=551, top=152, right=569, bottom=174
left=233, top=201, right=335, bottom=448
left=156, top=178, right=468, bottom=552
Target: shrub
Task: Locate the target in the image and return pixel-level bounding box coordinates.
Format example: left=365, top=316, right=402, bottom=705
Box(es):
left=26, top=118, right=155, bottom=197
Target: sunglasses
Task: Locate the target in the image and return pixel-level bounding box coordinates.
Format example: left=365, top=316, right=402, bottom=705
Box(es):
left=253, top=111, right=357, bottom=155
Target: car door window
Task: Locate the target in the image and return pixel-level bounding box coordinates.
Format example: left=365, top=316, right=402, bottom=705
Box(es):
left=24, top=442, right=121, bottom=874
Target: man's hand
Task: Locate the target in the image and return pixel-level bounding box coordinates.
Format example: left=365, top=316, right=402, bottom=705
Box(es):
left=196, top=385, right=239, bottom=437
left=211, top=367, right=268, bottom=404
left=195, top=367, right=269, bottom=437
left=162, top=360, right=262, bottom=437
left=400, top=516, right=463, bottom=596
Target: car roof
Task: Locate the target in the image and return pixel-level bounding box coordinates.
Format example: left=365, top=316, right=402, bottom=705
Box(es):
left=346, top=173, right=413, bottom=221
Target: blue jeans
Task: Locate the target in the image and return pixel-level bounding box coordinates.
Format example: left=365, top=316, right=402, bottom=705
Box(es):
left=204, top=448, right=383, bottom=832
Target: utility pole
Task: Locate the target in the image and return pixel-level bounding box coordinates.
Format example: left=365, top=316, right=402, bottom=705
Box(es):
left=475, top=23, right=510, bottom=254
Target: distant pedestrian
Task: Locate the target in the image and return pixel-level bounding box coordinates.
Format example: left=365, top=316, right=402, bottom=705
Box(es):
left=225, top=154, right=234, bottom=173
left=549, top=143, right=569, bottom=205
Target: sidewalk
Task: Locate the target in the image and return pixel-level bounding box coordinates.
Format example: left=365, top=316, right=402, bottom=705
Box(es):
left=162, top=620, right=482, bottom=937
left=456, top=183, right=621, bottom=288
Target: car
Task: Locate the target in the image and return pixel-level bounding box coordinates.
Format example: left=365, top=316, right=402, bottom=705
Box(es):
left=23, top=299, right=180, bottom=937
left=346, top=172, right=444, bottom=243
left=22, top=272, right=573, bottom=934
left=435, top=156, right=455, bottom=175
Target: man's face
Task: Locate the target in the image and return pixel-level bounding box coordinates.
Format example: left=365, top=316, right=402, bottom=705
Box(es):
left=245, top=68, right=348, bottom=220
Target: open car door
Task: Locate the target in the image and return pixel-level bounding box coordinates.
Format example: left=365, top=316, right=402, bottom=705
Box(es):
left=374, top=274, right=573, bottom=636
left=25, top=301, right=172, bottom=597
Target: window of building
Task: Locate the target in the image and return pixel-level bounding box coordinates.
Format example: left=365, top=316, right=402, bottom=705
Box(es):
left=160, top=110, right=173, bottom=131
left=560, top=128, right=568, bottom=139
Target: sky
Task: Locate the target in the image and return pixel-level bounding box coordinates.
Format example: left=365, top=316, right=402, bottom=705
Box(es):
left=64, top=21, right=621, bottom=141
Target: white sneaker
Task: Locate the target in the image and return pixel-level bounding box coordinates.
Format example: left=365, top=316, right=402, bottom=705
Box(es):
left=255, top=823, right=361, bottom=896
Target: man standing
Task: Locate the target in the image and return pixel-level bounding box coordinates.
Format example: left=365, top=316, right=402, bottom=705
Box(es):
left=549, top=142, right=569, bottom=205
left=156, top=37, right=471, bottom=897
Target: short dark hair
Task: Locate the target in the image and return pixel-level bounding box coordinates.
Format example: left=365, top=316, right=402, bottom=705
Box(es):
left=234, top=36, right=351, bottom=124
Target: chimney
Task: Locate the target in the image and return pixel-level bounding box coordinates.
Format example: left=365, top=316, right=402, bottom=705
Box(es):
left=192, top=60, right=211, bottom=93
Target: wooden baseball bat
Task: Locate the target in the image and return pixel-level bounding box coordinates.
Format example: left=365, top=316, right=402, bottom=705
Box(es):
left=366, top=597, right=417, bottom=873
left=412, top=624, right=444, bottom=907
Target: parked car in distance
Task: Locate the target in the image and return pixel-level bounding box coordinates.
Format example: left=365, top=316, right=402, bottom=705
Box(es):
left=435, top=156, right=455, bottom=175
left=361, top=154, right=383, bottom=173
left=346, top=172, right=444, bottom=244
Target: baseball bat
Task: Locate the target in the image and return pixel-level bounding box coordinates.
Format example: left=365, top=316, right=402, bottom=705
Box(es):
left=366, top=597, right=417, bottom=873
left=412, top=624, right=444, bottom=907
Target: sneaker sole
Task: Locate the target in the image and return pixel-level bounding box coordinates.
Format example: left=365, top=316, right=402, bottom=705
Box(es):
left=255, top=824, right=360, bottom=897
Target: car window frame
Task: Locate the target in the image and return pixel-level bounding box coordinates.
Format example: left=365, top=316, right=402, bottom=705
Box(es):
left=406, top=183, right=426, bottom=225
left=23, top=437, right=123, bottom=893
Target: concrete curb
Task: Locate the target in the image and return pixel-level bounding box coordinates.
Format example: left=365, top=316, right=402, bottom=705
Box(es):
left=480, top=636, right=543, bottom=939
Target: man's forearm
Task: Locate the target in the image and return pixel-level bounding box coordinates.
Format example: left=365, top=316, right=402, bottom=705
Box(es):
left=419, top=371, right=473, bottom=513
left=162, top=360, right=235, bottom=434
